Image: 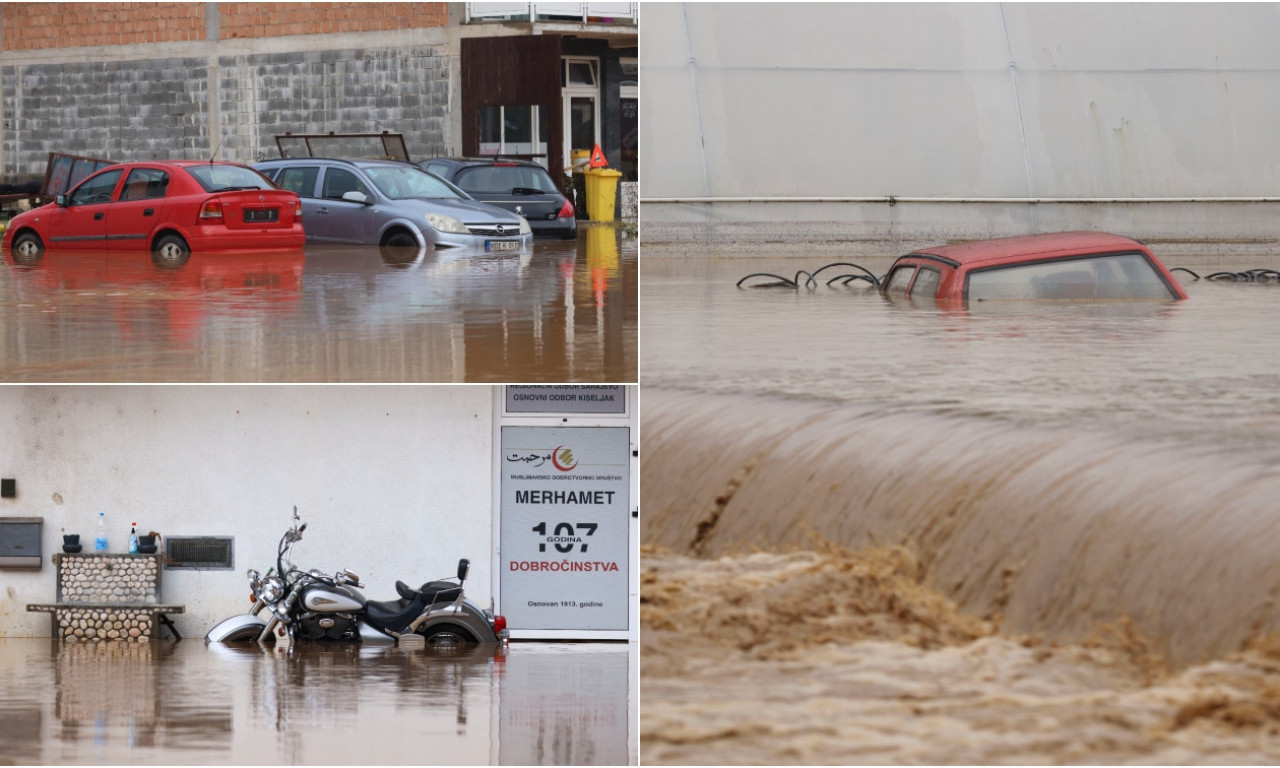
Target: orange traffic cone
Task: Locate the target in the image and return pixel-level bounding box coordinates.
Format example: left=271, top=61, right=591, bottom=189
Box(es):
left=589, top=144, right=608, bottom=168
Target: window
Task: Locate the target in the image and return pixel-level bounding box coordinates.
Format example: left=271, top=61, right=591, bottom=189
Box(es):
left=884, top=265, right=916, bottom=294
left=456, top=165, right=558, bottom=195
left=186, top=165, right=274, bottom=193
left=478, top=105, right=547, bottom=166
left=564, top=59, right=598, bottom=87
left=119, top=168, right=169, bottom=201
left=910, top=267, right=941, bottom=299
left=321, top=168, right=371, bottom=201
left=69, top=169, right=122, bottom=206
left=966, top=252, right=1177, bottom=301
left=362, top=165, right=465, bottom=200
left=276, top=166, right=319, bottom=198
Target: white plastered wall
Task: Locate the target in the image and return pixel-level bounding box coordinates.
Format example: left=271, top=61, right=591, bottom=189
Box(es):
left=0, top=385, right=496, bottom=639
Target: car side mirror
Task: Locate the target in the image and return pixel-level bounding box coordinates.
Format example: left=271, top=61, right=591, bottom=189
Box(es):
left=457, top=558, right=470, bottom=582
left=55, top=194, right=68, bottom=207
left=341, top=191, right=370, bottom=205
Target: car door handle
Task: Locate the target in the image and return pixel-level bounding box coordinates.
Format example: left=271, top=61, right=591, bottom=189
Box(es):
left=143, top=209, right=154, bottom=217
left=317, top=207, right=330, bottom=215
left=93, top=212, right=105, bottom=220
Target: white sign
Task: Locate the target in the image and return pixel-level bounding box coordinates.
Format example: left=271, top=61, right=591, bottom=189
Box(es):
left=500, top=426, right=630, bottom=630
left=505, top=386, right=626, bottom=415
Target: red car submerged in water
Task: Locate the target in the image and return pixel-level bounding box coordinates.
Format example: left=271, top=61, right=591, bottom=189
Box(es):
left=882, top=231, right=1188, bottom=302
left=3, top=160, right=304, bottom=263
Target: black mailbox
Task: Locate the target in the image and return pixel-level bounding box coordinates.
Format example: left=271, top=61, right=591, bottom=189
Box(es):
left=0, top=517, right=42, bottom=568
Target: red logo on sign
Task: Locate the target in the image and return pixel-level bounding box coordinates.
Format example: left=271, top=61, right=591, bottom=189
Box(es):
left=551, top=446, right=578, bottom=472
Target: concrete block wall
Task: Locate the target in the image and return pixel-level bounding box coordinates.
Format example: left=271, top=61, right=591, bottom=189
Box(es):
left=215, top=46, right=453, bottom=164
left=2, top=58, right=211, bottom=165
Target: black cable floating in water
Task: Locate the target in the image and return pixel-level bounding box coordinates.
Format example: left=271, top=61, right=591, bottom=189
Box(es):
left=1172, top=267, right=1280, bottom=283
left=737, top=261, right=883, bottom=290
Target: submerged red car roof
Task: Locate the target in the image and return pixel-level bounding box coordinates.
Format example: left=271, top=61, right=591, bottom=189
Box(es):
left=913, top=231, right=1148, bottom=267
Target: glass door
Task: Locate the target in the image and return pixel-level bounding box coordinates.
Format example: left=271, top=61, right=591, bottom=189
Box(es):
left=562, top=57, right=600, bottom=173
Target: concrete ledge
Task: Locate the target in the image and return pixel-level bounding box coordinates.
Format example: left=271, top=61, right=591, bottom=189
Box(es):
left=639, top=200, right=1280, bottom=259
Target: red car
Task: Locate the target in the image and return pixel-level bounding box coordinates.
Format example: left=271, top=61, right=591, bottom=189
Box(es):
left=3, top=161, right=304, bottom=262
left=883, top=231, right=1188, bottom=302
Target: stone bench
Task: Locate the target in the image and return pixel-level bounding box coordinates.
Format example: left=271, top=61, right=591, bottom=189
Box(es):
left=26, top=553, right=184, bottom=642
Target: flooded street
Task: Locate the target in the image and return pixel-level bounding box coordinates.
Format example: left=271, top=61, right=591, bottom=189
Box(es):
left=0, top=638, right=635, bottom=765
left=640, top=248, right=1280, bottom=763
left=0, top=227, right=635, bottom=383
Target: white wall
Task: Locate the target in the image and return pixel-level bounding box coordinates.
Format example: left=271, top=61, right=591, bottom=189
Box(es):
left=640, top=2, right=1280, bottom=252
left=0, top=385, right=497, bottom=639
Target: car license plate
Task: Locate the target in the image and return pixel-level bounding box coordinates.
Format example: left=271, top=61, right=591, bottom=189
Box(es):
left=244, top=208, right=278, bottom=223
left=486, top=240, right=519, bottom=252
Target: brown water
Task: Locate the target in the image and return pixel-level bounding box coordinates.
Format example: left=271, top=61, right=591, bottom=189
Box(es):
left=0, top=638, right=635, bottom=765
left=640, top=251, right=1280, bottom=763
left=0, top=226, right=635, bottom=383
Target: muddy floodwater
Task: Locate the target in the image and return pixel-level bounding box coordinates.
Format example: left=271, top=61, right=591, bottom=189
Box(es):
left=0, top=638, right=636, bottom=765
left=641, top=248, right=1280, bottom=764
left=0, top=227, right=635, bottom=382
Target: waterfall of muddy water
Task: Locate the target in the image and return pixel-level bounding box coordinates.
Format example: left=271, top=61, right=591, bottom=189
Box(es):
left=643, top=389, right=1280, bottom=667
left=640, top=251, right=1280, bottom=763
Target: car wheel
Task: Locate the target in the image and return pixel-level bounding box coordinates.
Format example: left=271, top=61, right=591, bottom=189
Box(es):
left=417, top=622, right=477, bottom=647
left=381, top=229, right=418, bottom=250
left=11, top=231, right=44, bottom=263
left=152, top=234, right=191, bottom=267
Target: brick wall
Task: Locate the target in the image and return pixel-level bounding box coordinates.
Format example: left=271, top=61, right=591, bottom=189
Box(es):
left=0, top=2, right=449, bottom=51
left=2, top=2, right=206, bottom=50
left=220, top=2, right=449, bottom=39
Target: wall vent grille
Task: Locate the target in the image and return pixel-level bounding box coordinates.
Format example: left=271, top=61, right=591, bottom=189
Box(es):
left=164, top=536, right=234, bottom=570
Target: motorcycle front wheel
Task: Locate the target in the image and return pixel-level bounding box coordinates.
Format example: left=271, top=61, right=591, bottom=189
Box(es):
left=417, top=622, right=477, bottom=647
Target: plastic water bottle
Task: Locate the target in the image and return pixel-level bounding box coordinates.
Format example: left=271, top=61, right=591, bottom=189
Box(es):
left=128, top=522, right=138, bottom=555
left=95, top=512, right=108, bottom=552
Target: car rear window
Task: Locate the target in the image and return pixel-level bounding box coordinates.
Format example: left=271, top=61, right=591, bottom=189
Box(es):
left=966, top=252, right=1177, bottom=301
left=456, top=165, right=558, bottom=194
left=186, top=164, right=275, bottom=192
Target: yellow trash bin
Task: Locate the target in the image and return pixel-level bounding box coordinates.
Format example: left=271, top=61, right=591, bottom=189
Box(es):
left=583, top=168, right=623, bottom=222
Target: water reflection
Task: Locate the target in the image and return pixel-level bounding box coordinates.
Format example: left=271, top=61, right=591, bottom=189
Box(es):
left=0, top=227, right=635, bottom=382
left=0, top=638, right=635, bottom=765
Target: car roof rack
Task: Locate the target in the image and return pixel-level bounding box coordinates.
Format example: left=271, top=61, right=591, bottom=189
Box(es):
left=274, top=131, right=410, bottom=163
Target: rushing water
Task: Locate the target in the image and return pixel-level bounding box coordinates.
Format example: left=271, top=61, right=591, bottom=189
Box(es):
left=640, top=248, right=1280, bottom=764
left=0, top=638, right=636, bottom=765
left=0, top=226, right=635, bottom=383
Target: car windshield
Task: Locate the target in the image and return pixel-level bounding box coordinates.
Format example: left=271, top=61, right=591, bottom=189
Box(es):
left=456, top=165, right=559, bottom=194
left=966, top=252, right=1177, bottom=301
left=361, top=165, right=468, bottom=200
left=186, top=164, right=275, bottom=192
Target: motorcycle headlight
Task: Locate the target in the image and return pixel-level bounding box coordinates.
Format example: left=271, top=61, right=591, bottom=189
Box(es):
left=425, top=213, right=469, bottom=235
left=259, top=576, right=284, bottom=604
left=519, top=216, right=532, bottom=235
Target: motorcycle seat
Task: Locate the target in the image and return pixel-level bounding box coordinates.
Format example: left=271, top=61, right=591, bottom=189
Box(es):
left=364, top=598, right=421, bottom=630
left=395, top=579, right=462, bottom=604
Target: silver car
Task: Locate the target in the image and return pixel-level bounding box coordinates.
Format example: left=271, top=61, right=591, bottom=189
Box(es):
left=254, top=157, right=533, bottom=253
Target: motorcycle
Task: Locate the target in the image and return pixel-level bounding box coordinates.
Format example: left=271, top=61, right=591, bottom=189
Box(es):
left=205, top=507, right=508, bottom=649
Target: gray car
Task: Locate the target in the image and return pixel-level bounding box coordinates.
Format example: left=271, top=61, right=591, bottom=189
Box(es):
left=254, top=157, right=533, bottom=253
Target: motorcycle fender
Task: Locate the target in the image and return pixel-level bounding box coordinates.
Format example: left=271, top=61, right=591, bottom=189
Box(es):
left=411, top=604, right=499, bottom=644
left=204, top=613, right=269, bottom=644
